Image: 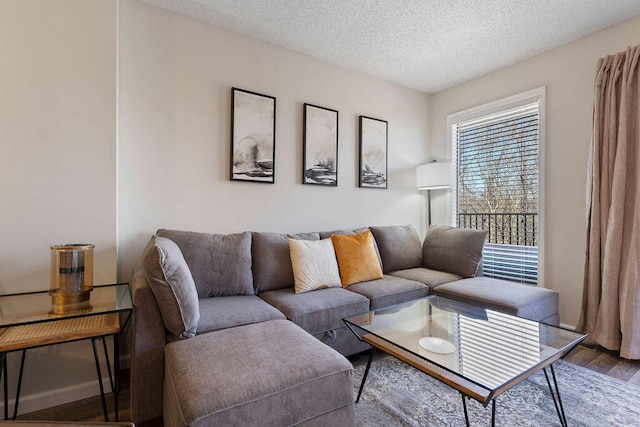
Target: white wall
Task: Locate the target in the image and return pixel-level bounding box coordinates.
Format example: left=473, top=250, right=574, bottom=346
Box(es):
left=117, top=0, right=431, bottom=280
left=429, top=15, right=640, bottom=327
left=0, top=0, right=117, bottom=414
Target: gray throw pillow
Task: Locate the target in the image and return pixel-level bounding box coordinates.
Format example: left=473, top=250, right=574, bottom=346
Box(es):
left=369, top=225, right=423, bottom=273
left=157, top=229, right=254, bottom=297
left=423, top=225, right=488, bottom=278
left=142, top=236, right=200, bottom=339
left=252, top=232, right=320, bottom=293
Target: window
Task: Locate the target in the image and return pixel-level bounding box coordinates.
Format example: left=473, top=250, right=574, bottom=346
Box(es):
left=448, top=89, right=544, bottom=286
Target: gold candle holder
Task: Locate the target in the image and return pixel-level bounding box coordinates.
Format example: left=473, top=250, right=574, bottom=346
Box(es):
left=50, top=244, right=94, bottom=315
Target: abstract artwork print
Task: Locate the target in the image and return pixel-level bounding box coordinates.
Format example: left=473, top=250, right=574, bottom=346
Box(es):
left=303, top=103, right=338, bottom=186
left=231, top=87, right=276, bottom=183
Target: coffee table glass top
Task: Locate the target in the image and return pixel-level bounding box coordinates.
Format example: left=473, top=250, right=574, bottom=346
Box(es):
left=344, top=296, right=587, bottom=391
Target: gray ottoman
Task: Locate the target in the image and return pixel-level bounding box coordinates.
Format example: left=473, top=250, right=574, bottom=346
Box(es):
left=434, top=277, right=560, bottom=325
left=163, top=319, right=355, bottom=427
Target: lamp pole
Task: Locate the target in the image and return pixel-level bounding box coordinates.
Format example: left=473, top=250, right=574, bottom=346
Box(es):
left=427, top=189, right=432, bottom=226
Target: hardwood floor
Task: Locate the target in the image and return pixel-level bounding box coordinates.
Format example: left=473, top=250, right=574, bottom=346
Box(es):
left=14, top=373, right=133, bottom=425
left=564, top=343, right=640, bottom=385
left=14, top=345, right=640, bottom=425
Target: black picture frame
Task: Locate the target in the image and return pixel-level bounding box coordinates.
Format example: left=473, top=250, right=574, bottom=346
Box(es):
left=359, top=116, right=388, bottom=189
left=303, top=103, right=339, bottom=186
left=230, top=87, right=276, bottom=183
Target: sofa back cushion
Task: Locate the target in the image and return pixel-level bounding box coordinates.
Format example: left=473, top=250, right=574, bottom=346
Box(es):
left=369, top=225, right=423, bottom=273
left=156, top=229, right=254, bottom=297
left=252, top=232, right=320, bottom=293
left=423, top=225, right=488, bottom=278
left=318, top=226, right=370, bottom=240
left=142, top=235, right=200, bottom=338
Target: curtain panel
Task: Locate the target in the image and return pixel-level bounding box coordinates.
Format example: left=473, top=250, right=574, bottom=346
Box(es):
left=578, top=44, right=640, bottom=359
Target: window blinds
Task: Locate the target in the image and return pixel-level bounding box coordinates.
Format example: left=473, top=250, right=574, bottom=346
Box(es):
left=454, top=102, right=540, bottom=285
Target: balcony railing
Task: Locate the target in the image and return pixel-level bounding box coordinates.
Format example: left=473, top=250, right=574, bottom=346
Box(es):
left=458, top=213, right=537, bottom=247
left=458, top=212, right=538, bottom=285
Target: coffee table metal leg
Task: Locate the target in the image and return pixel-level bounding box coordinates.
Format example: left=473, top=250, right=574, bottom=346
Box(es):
left=460, top=394, right=470, bottom=426
left=491, top=399, right=496, bottom=427
left=356, top=348, right=377, bottom=403
left=462, top=394, right=496, bottom=426
left=543, top=365, right=567, bottom=427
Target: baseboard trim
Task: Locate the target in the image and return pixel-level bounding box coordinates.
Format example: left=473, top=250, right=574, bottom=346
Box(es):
left=0, top=376, right=113, bottom=417
left=560, top=322, right=576, bottom=330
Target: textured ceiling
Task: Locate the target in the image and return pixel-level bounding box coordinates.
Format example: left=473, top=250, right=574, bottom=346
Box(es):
left=137, top=0, right=640, bottom=93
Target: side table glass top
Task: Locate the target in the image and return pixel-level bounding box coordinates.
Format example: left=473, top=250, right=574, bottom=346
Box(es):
left=0, top=283, right=133, bottom=328
left=344, top=296, right=587, bottom=392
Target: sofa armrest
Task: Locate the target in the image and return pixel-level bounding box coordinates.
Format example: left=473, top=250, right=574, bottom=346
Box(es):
left=130, top=267, right=166, bottom=424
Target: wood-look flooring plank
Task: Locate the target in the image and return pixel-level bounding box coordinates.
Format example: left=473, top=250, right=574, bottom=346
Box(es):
left=16, top=391, right=129, bottom=423
left=627, top=368, right=640, bottom=386
left=584, top=351, right=622, bottom=375
left=564, top=345, right=601, bottom=366
left=606, top=358, right=640, bottom=382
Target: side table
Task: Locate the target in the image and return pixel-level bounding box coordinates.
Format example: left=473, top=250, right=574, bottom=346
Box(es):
left=0, top=283, right=133, bottom=422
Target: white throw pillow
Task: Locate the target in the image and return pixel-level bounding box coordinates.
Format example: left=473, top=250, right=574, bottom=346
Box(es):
left=288, top=238, right=342, bottom=293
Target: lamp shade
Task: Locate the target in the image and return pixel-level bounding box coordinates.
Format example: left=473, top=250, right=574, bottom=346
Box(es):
left=416, top=162, right=453, bottom=190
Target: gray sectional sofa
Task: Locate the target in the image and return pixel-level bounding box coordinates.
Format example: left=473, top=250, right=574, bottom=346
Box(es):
left=130, top=225, right=559, bottom=426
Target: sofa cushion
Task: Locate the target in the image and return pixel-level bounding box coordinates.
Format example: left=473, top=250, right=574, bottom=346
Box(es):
left=258, top=287, right=370, bottom=335
left=434, top=277, right=559, bottom=323
left=369, top=225, right=423, bottom=273
left=288, top=238, right=342, bottom=293
left=252, top=232, right=319, bottom=293
left=196, top=295, right=285, bottom=334
left=423, top=225, right=488, bottom=278
left=318, top=226, right=370, bottom=240
left=141, top=236, right=200, bottom=339
left=331, top=231, right=383, bottom=287
left=157, top=229, right=254, bottom=297
left=163, top=319, right=355, bottom=427
left=346, top=275, right=430, bottom=310
left=389, top=267, right=462, bottom=290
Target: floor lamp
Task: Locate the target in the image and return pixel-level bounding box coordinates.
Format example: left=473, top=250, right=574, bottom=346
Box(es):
left=416, top=162, right=452, bottom=226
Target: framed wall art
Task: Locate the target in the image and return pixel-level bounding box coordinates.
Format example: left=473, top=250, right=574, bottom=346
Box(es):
left=230, top=87, right=276, bottom=183
left=359, top=115, right=388, bottom=189
left=303, top=103, right=339, bottom=186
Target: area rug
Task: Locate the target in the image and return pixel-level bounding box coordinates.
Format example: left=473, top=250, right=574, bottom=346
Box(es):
left=353, top=354, right=640, bottom=426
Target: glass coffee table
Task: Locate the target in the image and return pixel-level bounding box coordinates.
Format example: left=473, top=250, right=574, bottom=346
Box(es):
left=344, top=296, right=587, bottom=427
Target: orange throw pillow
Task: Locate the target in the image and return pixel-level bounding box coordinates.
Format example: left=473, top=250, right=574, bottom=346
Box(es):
left=331, top=231, right=384, bottom=287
